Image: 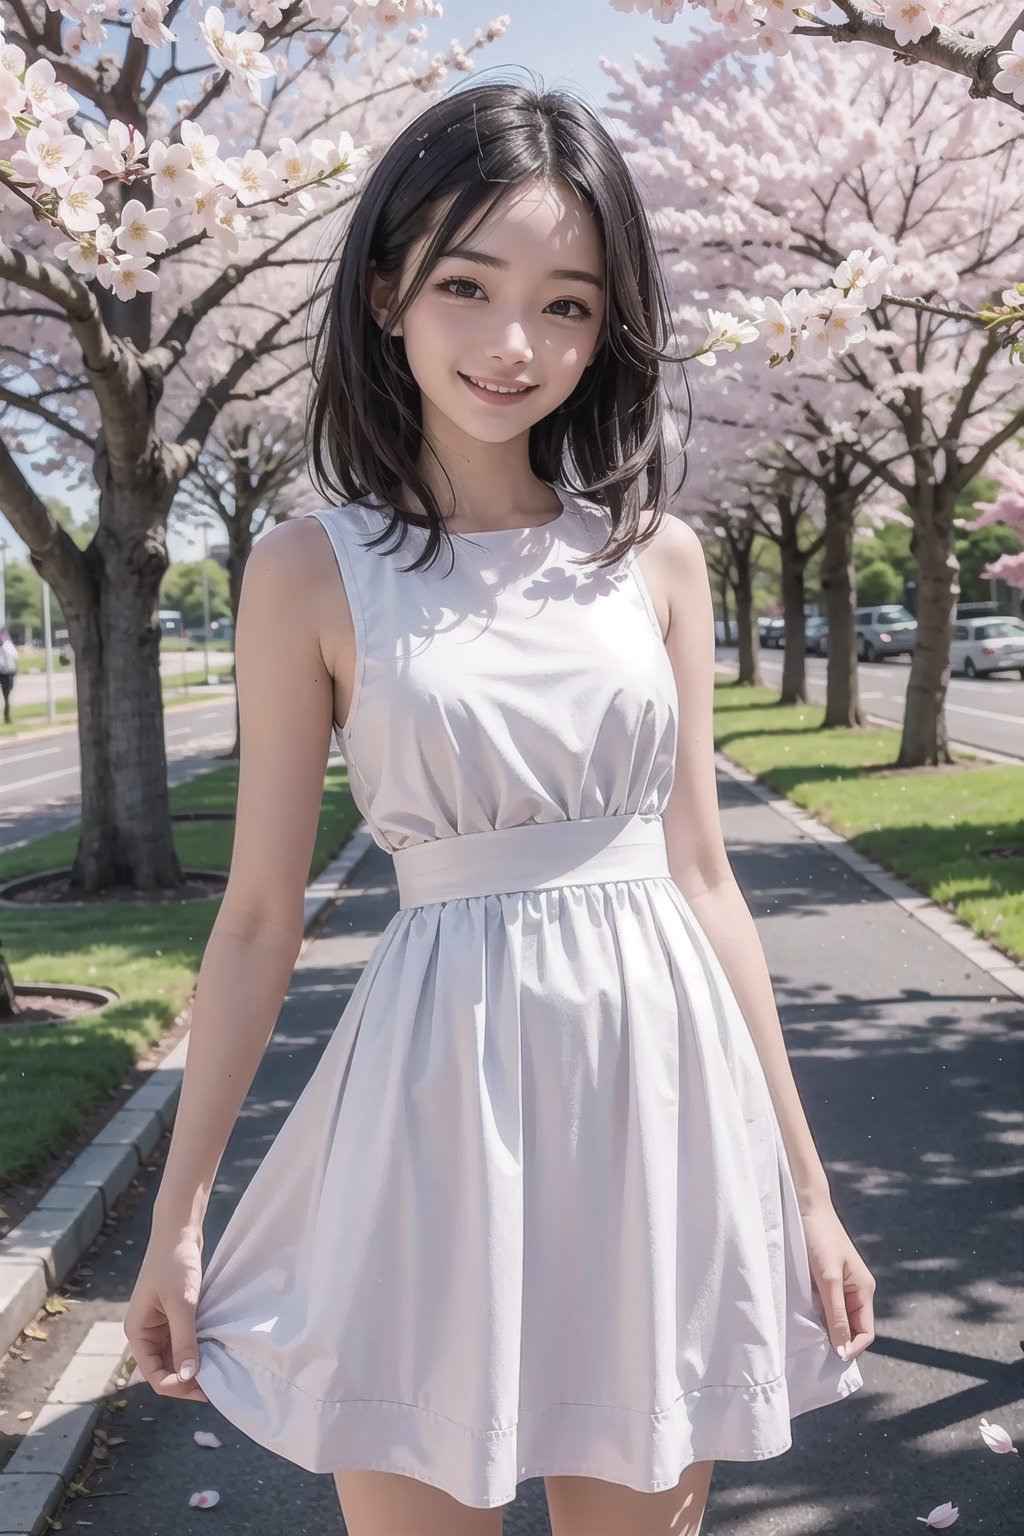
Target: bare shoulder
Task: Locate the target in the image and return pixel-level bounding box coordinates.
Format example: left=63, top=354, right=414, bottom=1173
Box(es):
left=242, top=513, right=353, bottom=652
left=639, top=508, right=704, bottom=564
left=245, top=513, right=332, bottom=585
left=634, top=509, right=709, bottom=643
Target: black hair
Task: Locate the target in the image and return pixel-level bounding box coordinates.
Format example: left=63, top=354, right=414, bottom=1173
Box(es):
left=306, top=77, right=687, bottom=571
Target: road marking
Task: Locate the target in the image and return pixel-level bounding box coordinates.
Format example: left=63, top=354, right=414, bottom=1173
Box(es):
left=0, top=745, right=62, bottom=766
left=0, top=766, right=79, bottom=794
left=945, top=702, right=1023, bottom=724
left=741, top=655, right=1020, bottom=723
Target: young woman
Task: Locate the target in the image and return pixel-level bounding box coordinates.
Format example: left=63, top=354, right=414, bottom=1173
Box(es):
left=126, top=81, right=873, bottom=1536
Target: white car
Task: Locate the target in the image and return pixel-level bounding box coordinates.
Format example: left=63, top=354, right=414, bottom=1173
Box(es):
left=950, top=616, right=1024, bottom=679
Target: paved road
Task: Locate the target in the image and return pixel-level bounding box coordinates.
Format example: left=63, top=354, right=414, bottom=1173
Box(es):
left=0, top=695, right=247, bottom=853
left=41, top=774, right=1023, bottom=1535
left=717, top=646, right=1023, bottom=760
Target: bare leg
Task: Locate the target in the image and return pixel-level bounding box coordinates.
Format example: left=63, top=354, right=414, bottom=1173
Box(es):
left=334, top=1470, right=506, bottom=1536
left=545, top=1460, right=714, bottom=1536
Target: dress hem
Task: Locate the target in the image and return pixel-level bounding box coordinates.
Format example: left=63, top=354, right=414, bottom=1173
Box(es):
left=194, top=1334, right=864, bottom=1509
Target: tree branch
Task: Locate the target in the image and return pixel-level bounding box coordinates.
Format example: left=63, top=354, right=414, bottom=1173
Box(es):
left=174, top=299, right=308, bottom=460
left=799, top=2, right=1024, bottom=111
left=0, top=383, right=96, bottom=444
left=0, top=431, right=93, bottom=607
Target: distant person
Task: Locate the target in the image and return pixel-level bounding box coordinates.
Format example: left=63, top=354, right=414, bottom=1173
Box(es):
left=0, top=626, right=17, bottom=724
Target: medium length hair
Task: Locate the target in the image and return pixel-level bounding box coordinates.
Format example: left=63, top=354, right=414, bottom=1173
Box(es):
left=306, top=78, right=687, bottom=571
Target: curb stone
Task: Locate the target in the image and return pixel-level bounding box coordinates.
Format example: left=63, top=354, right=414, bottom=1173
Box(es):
left=0, top=1323, right=130, bottom=1536
left=0, top=822, right=376, bottom=1536
left=714, top=749, right=1024, bottom=1001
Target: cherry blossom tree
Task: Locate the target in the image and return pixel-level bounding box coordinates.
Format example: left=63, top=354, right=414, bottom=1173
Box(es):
left=610, top=0, right=1024, bottom=112
left=667, top=312, right=900, bottom=721
left=687, top=487, right=766, bottom=683
left=171, top=371, right=317, bottom=759
left=607, top=20, right=1024, bottom=764
left=0, top=1, right=506, bottom=894
left=971, top=440, right=1024, bottom=591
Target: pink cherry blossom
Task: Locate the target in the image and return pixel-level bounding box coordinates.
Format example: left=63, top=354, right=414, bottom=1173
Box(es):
left=881, top=2, right=937, bottom=49
left=0, top=65, right=26, bottom=142
left=916, top=1504, right=959, bottom=1529
left=148, top=141, right=200, bottom=204
left=22, top=58, right=75, bottom=123
left=10, top=119, right=86, bottom=189
left=188, top=1488, right=221, bottom=1508
left=57, top=172, right=105, bottom=234
left=106, top=255, right=161, bottom=301
left=52, top=223, right=116, bottom=279
left=114, top=198, right=171, bottom=258
left=972, top=446, right=1024, bottom=591
left=994, top=30, right=1024, bottom=104
left=978, top=1417, right=1019, bottom=1454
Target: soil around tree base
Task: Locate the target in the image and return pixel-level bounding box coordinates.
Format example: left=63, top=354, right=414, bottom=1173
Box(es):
left=0, top=870, right=227, bottom=906
left=1, top=983, right=119, bottom=1031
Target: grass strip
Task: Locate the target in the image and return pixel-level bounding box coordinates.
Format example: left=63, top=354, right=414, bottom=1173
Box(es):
left=0, top=669, right=235, bottom=737
left=713, top=682, right=1024, bottom=966
left=0, top=763, right=361, bottom=1181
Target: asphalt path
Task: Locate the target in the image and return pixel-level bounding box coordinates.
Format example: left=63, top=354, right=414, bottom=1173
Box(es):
left=37, top=772, right=1023, bottom=1535
left=716, top=645, right=1022, bottom=761
left=0, top=693, right=245, bottom=854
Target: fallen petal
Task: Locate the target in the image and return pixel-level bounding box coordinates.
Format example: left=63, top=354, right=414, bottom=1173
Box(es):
left=979, top=1418, right=1018, bottom=1454
left=916, top=1503, right=959, bottom=1528
left=189, top=1490, right=221, bottom=1509
left=194, top=1430, right=223, bottom=1449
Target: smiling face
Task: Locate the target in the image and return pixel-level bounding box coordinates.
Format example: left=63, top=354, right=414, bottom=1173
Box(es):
left=373, top=177, right=607, bottom=452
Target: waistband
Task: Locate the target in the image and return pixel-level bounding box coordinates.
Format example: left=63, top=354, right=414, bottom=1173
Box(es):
left=392, top=812, right=670, bottom=909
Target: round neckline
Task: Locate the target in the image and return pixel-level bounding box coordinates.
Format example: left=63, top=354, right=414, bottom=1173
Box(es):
left=420, top=482, right=572, bottom=540
left=361, top=483, right=575, bottom=543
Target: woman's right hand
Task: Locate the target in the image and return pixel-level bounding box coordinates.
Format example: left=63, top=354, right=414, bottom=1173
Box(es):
left=125, top=1231, right=210, bottom=1403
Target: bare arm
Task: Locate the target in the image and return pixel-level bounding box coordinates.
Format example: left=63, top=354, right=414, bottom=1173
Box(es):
left=651, top=517, right=833, bottom=1216
left=150, top=517, right=340, bottom=1243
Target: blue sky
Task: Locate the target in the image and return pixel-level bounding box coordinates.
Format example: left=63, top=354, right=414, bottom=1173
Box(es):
left=2, top=0, right=676, bottom=564
left=439, top=0, right=666, bottom=106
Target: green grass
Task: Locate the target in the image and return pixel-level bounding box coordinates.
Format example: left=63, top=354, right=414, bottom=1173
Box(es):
left=713, top=683, right=1024, bottom=965
left=0, top=763, right=361, bottom=1182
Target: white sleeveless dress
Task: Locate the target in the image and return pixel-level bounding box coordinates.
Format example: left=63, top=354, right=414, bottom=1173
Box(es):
left=193, top=482, right=863, bottom=1508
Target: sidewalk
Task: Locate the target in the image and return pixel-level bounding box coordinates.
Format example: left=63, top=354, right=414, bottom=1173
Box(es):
left=2, top=770, right=1022, bottom=1534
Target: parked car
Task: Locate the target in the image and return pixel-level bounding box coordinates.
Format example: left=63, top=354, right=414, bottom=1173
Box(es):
left=950, top=615, right=1024, bottom=679
left=854, top=604, right=917, bottom=662
left=804, top=615, right=829, bottom=655
left=759, top=616, right=786, bottom=648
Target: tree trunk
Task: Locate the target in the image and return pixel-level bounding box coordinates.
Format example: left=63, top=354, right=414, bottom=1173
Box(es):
left=64, top=523, right=184, bottom=892
left=820, top=496, right=864, bottom=727
left=779, top=542, right=808, bottom=704
left=898, top=488, right=958, bottom=767
left=733, top=540, right=762, bottom=687
left=720, top=572, right=732, bottom=645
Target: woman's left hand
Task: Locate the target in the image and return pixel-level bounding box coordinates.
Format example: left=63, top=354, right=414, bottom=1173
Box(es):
left=800, top=1201, right=876, bottom=1362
